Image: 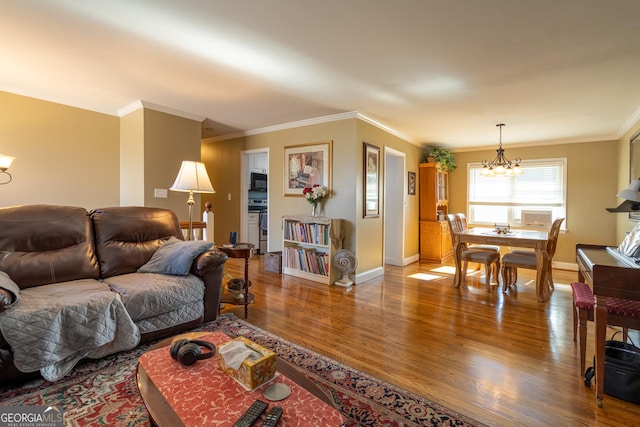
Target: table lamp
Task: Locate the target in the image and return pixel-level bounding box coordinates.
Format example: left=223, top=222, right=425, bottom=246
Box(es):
left=170, top=161, right=215, bottom=240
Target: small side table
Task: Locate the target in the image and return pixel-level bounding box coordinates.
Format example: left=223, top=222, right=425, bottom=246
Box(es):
left=218, top=243, right=255, bottom=319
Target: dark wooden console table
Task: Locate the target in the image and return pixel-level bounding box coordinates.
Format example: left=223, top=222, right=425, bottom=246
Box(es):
left=218, top=243, right=255, bottom=319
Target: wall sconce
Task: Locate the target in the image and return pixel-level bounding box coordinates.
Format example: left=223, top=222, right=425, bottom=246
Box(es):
left=0, top=154, right=15, bottom=185
left=607, top=179, right=640, bottom=212
left=170, top=161, right=216, bottom=239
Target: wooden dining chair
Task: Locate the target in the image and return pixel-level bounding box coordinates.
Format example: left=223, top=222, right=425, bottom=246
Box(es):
left=501, top=217, right=564, bottom=291
left=446, top=214, right=501, bottom=290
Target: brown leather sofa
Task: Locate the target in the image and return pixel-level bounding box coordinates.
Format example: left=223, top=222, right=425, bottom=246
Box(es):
left=0, top=205, right=228, bottom=384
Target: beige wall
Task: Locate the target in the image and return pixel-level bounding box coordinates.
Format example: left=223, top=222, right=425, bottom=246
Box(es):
left=141, top=109, right=203, bottom=221
left=120, top=108, right=145, bottom=205
left=450, top=140, right=618, bottom=264
left=0, top=91, right=203, bottom=219
left=0, top=91, right=120, bottom=208
left=201, top=136, right=245, bottom=244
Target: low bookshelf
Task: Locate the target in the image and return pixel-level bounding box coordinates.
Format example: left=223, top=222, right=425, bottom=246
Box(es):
left=281, top=215, right=344, bottom=285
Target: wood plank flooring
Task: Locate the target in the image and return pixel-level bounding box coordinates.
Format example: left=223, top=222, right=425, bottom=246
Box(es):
left=220, top=255, right=640, bottom=426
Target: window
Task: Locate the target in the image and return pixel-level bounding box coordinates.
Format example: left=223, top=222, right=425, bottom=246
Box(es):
left=467, top=158, right=566, bottom=228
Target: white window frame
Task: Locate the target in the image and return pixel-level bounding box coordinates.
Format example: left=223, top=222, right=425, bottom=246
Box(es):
left=466, top=158, right=567, bottom=229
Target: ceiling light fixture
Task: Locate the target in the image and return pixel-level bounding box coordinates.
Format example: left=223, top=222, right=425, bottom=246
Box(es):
left=481, top=124, right=522, bottom=176
left=0, top=154, right=15, bottom=185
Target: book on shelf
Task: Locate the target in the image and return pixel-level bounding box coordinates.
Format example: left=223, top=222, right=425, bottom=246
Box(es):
left=284, top=246, right=329, bottom=276
left=284, top=221, right=329, bottom=246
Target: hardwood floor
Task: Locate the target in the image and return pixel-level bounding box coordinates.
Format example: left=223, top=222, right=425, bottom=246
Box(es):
left=220, top=255, right=640, bottom=427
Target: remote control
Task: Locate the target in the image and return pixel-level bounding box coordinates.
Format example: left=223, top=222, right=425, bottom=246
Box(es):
left=261, top=406, right=283, bottom=427
left=233, top=399, right=269, bottom=427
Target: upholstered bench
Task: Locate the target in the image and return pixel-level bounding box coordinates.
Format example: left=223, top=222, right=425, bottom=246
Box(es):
left=570, top=282, right=640, bottom=375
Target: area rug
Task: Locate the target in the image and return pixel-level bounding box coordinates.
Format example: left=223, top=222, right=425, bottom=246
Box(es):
left=0, top=313, right=485, bottom=427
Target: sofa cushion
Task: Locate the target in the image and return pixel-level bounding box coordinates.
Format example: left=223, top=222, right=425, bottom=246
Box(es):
left=90, top=207, right=184, bottom=278
left=103, top=273, right=204, bottom=322
left=0, top=205, right=100, bottom=288
left=138, top=237, right=214, bottom=276
left=135, top=302, right=204, bottom=335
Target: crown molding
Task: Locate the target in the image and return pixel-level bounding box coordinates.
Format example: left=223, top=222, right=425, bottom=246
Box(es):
left=118, top=100, right=205, bottom=122
left=209, top=111, right=414, bottom=143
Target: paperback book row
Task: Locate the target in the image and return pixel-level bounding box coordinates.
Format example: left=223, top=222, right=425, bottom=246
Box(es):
left=284, top=221, right=330, bottom=246
left=284, top=246, right=330, bottom=276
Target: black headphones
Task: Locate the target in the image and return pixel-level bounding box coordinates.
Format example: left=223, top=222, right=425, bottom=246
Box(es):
left=170, top=338, right=216, bottom=366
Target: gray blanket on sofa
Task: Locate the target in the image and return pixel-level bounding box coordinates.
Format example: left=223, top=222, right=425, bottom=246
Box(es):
left=0, top=279, right=140, bottom=381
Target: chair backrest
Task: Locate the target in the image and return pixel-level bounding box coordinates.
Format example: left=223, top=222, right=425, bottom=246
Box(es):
left=445, top=214, right=464, bottom=245
left=546, top=217, right=564, bottom=258
left=457, top=213, right=469, bottom=231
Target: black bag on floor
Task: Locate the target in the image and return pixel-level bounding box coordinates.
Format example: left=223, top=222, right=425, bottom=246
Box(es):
left=584, top=332, right=640, bottom=404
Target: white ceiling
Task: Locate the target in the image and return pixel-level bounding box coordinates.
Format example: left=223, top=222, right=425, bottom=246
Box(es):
left=3, top=0, right=640, bottom=148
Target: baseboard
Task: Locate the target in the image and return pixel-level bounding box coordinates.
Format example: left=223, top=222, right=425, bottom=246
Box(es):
left=355, top=266, right=384, bottom=284
left=404, top=253, right=420, bottom=266
left=554, top=261, right=578, bottom=271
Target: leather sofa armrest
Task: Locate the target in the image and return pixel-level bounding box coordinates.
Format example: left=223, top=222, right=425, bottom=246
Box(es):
left=0, top=289, right=14, bottom=313
left=191, top=250, right=228, bottom=275
left=190, top=250, right=228, bottom=322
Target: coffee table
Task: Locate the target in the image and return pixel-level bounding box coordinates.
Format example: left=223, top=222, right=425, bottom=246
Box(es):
left=137, top=331, right=345, bottom=426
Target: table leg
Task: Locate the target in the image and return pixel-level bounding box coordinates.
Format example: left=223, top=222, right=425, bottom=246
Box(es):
left=535, top=248, right=550, bottom=302
left=243, top=256, right=250, bottom=319
left=595, top=296, right=607, bottom=406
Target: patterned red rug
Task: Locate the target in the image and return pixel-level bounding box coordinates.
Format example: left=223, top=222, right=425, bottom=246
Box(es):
left=0, top=313, right=485, bottom=426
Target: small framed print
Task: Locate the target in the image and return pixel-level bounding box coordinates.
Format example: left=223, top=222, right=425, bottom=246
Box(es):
left=408, top=171, right=416, bottom=195
left=284, top=141, right=332, bottom=196
left=363, top=142, right=380, bottom=218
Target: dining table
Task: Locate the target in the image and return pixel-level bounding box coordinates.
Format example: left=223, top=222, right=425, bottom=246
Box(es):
left=451, top=227, right=551, bottom=302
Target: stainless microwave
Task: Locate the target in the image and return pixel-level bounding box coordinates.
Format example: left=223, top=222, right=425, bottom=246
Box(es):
left=250, top=172, right=267, bottom=191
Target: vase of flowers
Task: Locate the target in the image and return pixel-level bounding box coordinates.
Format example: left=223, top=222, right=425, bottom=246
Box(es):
left=303, top=185, right=328, bottom=217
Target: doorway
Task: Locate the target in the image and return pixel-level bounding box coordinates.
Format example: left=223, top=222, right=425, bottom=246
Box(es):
left=241, top=148, right=269, bottom=253
left=384, top=147, right=406, bottom=265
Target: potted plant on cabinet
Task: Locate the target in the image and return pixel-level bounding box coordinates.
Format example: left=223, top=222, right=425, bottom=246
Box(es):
left=421, top=145, right=457, bottom=172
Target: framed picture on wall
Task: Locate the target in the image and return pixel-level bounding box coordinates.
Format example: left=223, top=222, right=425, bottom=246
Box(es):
left=283, top=141, right=332, bottom=196
left=363, top=142, right=380, bottom=217
left=408, top=171, right=416, bottom=195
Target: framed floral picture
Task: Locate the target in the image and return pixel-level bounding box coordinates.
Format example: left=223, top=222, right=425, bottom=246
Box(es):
left=284, top=141, right=332, bottom=196
left=363, top=142, right=380, bottom=217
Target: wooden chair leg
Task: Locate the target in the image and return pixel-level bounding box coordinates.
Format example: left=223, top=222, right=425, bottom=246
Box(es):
left=484, top=263, right=492, bottom=290
left=462, top=260, right=469, bottom=281
left=501, top=265, right=508, bottom=291
left=578, top=308, right=588, bottom=376
left=572, top=301, right=578, bottom=342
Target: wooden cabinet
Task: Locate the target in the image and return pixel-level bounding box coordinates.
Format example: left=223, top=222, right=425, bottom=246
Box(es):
left=419, top=163, right=452, bottom=261
left=420, top=220, right=452, bottom=261
left=281, top=215, right=344, bottom=285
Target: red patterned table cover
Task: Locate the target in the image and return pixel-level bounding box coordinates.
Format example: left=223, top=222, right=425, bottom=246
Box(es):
left=138, top=332, right=345, bottom=426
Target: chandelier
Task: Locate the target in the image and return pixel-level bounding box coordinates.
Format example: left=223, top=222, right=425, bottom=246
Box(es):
left=481, top=124, right=522, bottom=176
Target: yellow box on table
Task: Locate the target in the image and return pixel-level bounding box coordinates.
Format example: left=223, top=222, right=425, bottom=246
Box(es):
left=218, top=337, right=276, bottom=390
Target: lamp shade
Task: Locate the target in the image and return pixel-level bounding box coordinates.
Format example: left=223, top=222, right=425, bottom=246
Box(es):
left=0, top=154, right=15, bottom=171
left=617, top=179, right=640, bottom=203
left=170, top=161, right=215, bottom=193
